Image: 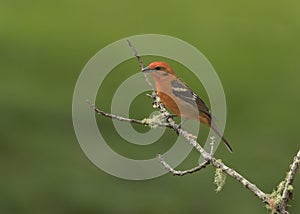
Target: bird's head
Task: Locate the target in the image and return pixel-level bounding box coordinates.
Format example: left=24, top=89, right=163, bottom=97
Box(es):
left=142, top=61, right=175, bottom=76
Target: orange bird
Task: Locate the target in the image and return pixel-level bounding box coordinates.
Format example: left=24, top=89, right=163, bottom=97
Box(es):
left=142, top=61, right=233, bottom=152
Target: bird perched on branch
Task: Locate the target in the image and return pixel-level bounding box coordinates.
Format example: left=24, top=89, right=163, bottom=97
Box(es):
left=142, top=61, right=233, bottom=153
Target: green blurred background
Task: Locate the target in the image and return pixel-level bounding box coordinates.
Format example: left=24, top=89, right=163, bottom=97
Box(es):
left=1, top=1, right=300, bottom=213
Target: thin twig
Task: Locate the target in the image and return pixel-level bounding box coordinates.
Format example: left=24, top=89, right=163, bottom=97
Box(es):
left=126, top=39, right=145, bottom=70
left=282, top=149, right=300, bottom=201
left=278, top=149, right=300, bottom=212
left=127, top=39, right=155, bottom=93
left=158, top=154, right=209, bottom=176
left=87, top=99, right=172, bottom=128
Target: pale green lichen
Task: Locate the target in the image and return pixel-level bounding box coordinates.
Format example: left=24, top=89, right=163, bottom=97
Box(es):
left=142, top=113, right=165, bottom=128
left=288, top=184, right=293, bottom=192
left=214, top=167, right=226, bottom=192
left=266, top=181, right=287, bottom=213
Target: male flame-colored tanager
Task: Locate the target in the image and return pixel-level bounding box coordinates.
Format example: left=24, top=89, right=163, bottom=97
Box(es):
left=142, top=61, right=233, bottom=152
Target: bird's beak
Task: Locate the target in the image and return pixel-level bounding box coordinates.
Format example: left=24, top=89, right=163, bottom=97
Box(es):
left=142, top=66, right=151, bottom=73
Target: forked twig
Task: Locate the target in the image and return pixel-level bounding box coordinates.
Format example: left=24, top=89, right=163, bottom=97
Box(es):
left=158, top=154, right=209, bottom=176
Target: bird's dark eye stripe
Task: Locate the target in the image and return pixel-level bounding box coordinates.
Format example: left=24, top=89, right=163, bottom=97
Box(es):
left=156, top=66, right=161, bottom=70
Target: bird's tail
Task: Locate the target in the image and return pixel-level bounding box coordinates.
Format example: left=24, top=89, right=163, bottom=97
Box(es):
left=210, top=122, right=233, bottom=153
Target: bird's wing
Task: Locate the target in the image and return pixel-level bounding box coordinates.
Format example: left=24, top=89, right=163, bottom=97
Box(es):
left=171, top=79, right=211, bottom=118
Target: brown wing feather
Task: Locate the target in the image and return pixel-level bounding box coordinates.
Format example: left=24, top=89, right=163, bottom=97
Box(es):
left=171, top=79, right=211, bottom=117
left=171, top=79, right=233, bottom=152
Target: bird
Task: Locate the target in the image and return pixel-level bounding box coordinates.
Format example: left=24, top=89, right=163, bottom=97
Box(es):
left=142, top=61, right=233, bottom=153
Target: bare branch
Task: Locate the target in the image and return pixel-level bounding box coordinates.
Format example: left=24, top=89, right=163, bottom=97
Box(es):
left=158, top=154, right=209, bottom=176
left=87, top=100, right=143, bottom=124
left=126, top=39, right=145, bottom=70
left=282, top=149, right=300, bottom=201
left=127, top=39, right=155, bottom=93
left=87, top=99, right=172, bottom=128
left=277, top=149, right=300, bottom=213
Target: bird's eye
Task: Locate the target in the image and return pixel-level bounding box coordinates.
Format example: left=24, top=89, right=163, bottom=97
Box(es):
left=156, top=66, right=161, bottom=70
